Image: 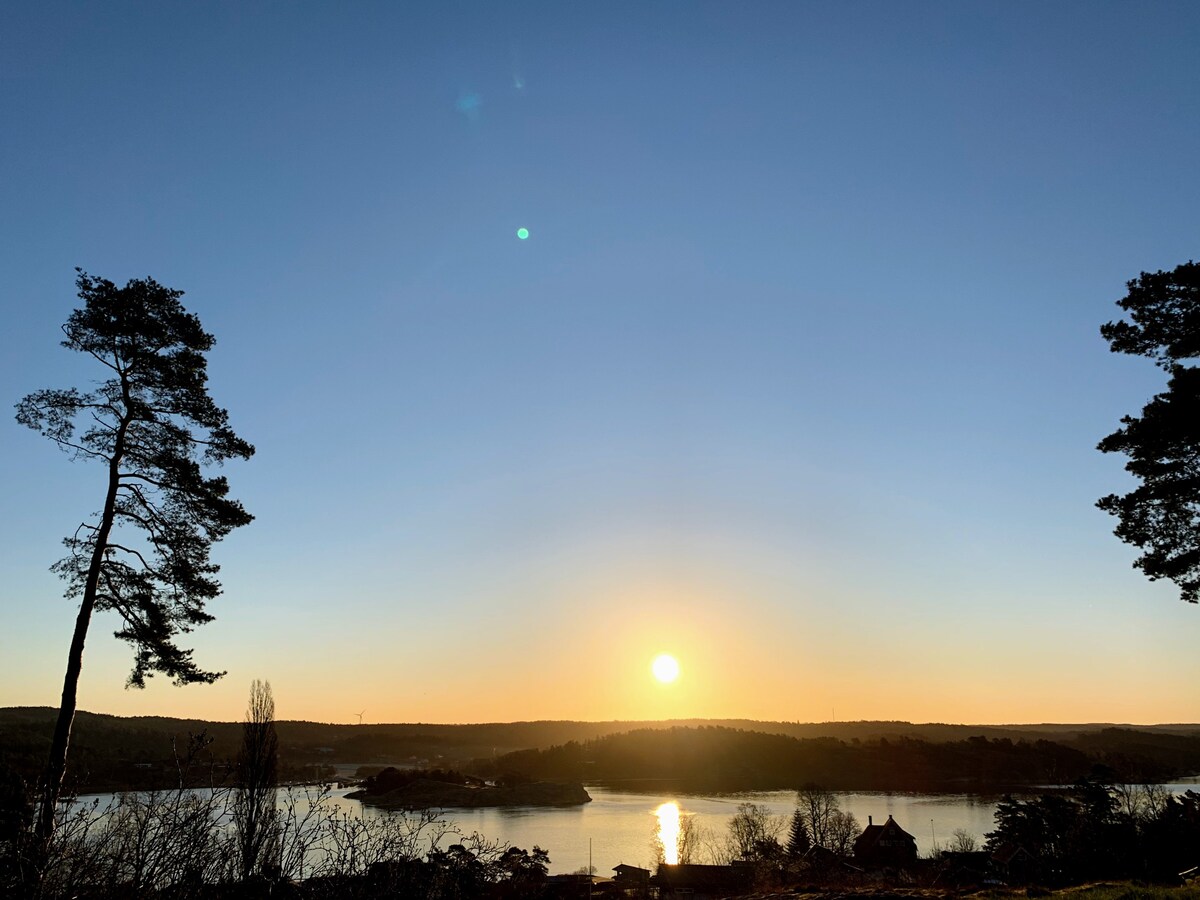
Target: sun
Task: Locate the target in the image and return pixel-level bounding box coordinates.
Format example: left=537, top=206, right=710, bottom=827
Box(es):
left=651, top=653, right=680, bottom=684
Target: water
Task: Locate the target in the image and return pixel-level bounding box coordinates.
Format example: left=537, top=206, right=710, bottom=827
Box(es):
left=345, top=779, right=1200, bottom=874
left=441, top=786, right=1001, bottom=873
left=75, top=778, right=1200, bottom=877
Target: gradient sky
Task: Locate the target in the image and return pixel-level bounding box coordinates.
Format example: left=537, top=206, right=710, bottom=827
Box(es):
left=2, top=2, right=1199, bottom=726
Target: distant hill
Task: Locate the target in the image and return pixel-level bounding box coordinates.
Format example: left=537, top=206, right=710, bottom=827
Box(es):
left=1, top=707, right=1197, bottom=793
left=479, top=725, right=1200, bottom=791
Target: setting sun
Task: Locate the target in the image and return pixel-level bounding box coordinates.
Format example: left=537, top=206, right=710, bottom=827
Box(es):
left=651, top=653, right=680, bottom=684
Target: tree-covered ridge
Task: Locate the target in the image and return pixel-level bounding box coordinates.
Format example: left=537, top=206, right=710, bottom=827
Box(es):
left=477, top=726, right=1200, bottom=790
left=2, top=709, right=1197, bottom=794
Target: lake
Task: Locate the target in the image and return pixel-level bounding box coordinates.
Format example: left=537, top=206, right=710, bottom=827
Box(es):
left=343, top=778, right=1200, bottom=874
left=436, top=786, right=1001, bottom=873
left=77, top=779, right=1200, bottom=876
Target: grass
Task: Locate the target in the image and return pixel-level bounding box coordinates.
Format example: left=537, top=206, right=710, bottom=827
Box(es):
left=975, top=884, right=1200, bottom=900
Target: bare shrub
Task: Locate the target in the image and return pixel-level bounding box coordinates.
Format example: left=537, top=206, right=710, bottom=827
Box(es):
left=948, top=828, right=977, bottom=853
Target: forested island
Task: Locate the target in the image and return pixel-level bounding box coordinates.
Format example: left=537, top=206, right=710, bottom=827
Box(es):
left=346, top=767, right=591, bottom=809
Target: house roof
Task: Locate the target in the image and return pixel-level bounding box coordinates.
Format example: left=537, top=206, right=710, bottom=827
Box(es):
left=853, top=815, right=917, bottom=855
left=613, top=863, right=650, bottom=882
left=991, top=842, right=1035, bottom=865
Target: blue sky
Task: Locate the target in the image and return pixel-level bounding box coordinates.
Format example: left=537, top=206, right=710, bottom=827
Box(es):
left=1, top=1, right=1198, bottom=724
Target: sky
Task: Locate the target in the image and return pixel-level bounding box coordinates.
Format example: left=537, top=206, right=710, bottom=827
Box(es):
left=1, top=1, right=1198, bottom=726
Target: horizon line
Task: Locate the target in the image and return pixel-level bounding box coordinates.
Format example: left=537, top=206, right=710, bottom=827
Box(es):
left=4, top=706, right=1197, bottom=730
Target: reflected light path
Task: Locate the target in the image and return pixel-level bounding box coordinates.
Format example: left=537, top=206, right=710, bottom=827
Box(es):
left=655, top=801, right=680, bottom=865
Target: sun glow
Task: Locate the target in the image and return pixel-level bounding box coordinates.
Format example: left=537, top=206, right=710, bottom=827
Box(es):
left=655, top=801, right=681, bottom=864
left=651, top=653, right=680, bottom=683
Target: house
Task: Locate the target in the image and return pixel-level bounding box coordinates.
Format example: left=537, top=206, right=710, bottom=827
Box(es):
left=612, top=864, right=650, bottom=897
left=990, top=842, right=1038, bottom=883
left=652, top=863, right=754, bottom=898
left=853, top=814, right=917, bottom=868
left=937, top=850, right=993, bottom=887
left=799, top=845, right=844, bottom=874
left=612, top=863, right=650, bottom=886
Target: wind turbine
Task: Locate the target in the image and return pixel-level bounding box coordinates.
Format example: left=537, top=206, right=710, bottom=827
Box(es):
left=354, top=710, right=365, bottom=726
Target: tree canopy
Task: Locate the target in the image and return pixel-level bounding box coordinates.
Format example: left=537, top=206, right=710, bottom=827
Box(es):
left=16, top=269, right=253, bottom=848
left=1097, top=261, right=1199, bottom=603
left=17, top=270, right=255, bottom=684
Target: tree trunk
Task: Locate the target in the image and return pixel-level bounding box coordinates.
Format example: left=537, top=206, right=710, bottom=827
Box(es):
left=34, top=413, right=130, bottom=856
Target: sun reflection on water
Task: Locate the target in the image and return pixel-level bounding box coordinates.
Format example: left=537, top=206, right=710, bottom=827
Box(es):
left=655, top=801, right=680, bottom=865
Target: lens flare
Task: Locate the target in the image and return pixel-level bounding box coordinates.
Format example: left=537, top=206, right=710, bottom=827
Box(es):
left=516, top=227, right=530, bottom=240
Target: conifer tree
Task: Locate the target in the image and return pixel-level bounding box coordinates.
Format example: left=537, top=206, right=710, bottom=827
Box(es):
left=1098, top=261, right=1200, bottom=603
left=787, top=808, right=810, bottom=857
left=16, top=270, right=254, bottom=848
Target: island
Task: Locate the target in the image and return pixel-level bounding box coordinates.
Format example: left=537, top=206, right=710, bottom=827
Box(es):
left=345, top=767, right=591, bottom=809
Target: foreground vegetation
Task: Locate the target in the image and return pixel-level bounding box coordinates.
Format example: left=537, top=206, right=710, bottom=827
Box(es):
left=0, top=745, right=551, bottom=899
left=1019, top=886, right=1200, bottom=900
left=737, top=886, right=1200, bottom=900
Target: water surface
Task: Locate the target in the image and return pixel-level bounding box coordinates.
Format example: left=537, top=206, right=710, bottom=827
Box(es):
left=75, top=778, right=1199, bottom=876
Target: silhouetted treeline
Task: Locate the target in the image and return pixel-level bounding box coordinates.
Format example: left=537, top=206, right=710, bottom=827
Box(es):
left=0, top=709, right=633, bottom=790
left=985, top=783, right=1200, bottom=884
left=474, top=726, right=1200, bottom=791
left=0, top=710, right=332, bottom=793
left=361, top=767, right=477, bottom=794
left=3, top=708, right=1197, bottom=794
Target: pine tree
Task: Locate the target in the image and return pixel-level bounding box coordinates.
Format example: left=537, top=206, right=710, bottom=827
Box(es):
left=787, top=807, right=810, bottom=856
left=17, top=270, right=254, bottom=850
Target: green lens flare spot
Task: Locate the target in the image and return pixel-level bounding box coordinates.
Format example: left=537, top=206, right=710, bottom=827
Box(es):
left=516, top=227, right=529, bottom=240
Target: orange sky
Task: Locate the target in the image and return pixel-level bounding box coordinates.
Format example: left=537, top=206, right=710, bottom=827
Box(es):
left=9, top=565, right=1197, bottom=727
